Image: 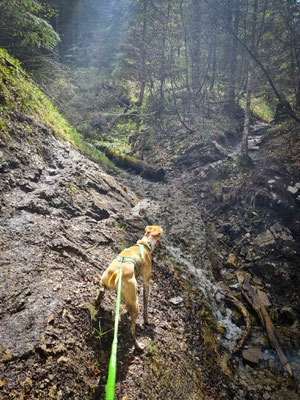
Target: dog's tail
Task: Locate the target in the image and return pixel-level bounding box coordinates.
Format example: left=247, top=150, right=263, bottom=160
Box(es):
left=108, top=271, right=119, bottom=288
left=100, top=270, right=120, bottom=290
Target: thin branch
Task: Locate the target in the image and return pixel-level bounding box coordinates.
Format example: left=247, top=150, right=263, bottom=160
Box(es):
left=203, top=0, right=300, bottom=123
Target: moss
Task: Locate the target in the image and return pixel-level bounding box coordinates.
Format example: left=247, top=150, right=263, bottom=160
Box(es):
left=0, top=48, right=114, bottom=170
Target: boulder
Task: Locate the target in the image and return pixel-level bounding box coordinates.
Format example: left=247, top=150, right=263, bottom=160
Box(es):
left=224, top=253, right=238, bottom=268
left=242, top=347, right=263, bottom=364
left=287, top=186, right=299, bottom=195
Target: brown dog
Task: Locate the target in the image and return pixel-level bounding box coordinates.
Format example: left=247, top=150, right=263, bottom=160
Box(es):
left=100, top=225, right=163, bottom=348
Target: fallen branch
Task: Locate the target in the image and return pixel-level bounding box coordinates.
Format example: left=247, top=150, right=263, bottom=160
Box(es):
left=237, top=273, right=293, bottom=376
left=219, top=283, right=251, bottom=353
left=95, top=144, right=165, bottom=181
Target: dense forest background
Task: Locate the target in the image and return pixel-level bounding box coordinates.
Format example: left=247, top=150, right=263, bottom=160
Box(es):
left=1, top=0, right=299, bottom=163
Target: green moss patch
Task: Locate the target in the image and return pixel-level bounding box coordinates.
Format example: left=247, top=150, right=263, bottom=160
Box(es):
left=0, top=48, right=114, bottom=170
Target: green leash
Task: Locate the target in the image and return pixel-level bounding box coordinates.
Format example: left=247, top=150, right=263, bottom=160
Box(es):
left=106, top=267, right=122, bottom=400
left=105, top=244, right=148, bottom=398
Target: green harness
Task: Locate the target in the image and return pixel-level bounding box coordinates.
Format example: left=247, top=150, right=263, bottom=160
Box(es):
left=116, top=244, right=147, bottom=277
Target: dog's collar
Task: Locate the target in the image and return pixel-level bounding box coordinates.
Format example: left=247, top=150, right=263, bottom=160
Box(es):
left=137, top=240, right=152, bottom=253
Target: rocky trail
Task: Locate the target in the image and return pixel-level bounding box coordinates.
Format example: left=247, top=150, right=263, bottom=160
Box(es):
left=0, top=127, right=233, bottom=400
left=0, top=118, right=299, bottom=400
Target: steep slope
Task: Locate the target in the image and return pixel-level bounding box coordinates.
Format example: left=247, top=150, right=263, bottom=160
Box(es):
left=0, top=122, right=140, bottom=399
left=1, top=49, right=299, bottom=400
left=0, top=49, right=229, bottom=399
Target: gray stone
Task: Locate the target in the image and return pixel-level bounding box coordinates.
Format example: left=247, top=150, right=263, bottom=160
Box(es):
left=270, top=222, right=293, bottom=241
left=253, top=230, right=275, bottom=247
left=170, top=296, right=183, bottom=305
left=271, top=192, right=277, bottom=201
left=287, top=186, right=299, bottom=195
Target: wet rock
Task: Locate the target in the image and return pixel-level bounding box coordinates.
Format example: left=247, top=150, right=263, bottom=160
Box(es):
left=287, top=186, right=299, bottom=195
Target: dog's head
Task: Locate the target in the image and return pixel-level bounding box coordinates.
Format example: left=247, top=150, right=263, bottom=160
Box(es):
left=140, top=225, right=163, bottom=251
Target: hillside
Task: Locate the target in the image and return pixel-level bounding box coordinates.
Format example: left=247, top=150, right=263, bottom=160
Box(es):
left=0, top=49, right=230, bottom=399
left=1, top=46, right=300, bottom=400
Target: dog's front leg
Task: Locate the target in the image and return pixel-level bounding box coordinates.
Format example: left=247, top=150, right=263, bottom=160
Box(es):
left=143, top=283, right=149, bottom=324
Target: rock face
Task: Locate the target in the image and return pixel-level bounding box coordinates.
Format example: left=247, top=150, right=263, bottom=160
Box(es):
left=1, top=114, right=299, bottom=399
left=0, top=127, right=231, bottom=400
left=0, top=129, right=141, bottom=398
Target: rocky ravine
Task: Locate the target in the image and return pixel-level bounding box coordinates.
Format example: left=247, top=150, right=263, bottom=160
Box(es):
left=0, top=127, right=232, bottom=400
left=0, top=121, right=299, bottom=400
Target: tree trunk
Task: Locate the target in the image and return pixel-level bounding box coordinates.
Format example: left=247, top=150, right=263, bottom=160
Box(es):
left=241, top=64, right=253, bottom=161
left=228, top=0, right=240, bottom=102
left=137, top=0, right=149, bottom=106
left=159, top=0, right=172, bottom=109
left=241, top=0, right=258, bottom=163
left=95, top=145, right=165, bottom=181
left=295, top=76, right=300, bottom=110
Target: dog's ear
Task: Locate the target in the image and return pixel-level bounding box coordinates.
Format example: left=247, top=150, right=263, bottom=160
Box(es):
left=145, top=226, right=152, bottom=237
left=145, top=225, right=163, bottom=239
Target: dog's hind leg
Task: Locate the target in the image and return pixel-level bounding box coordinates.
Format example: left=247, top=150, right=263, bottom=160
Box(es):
left=143, top=282, right=150, bottom=325
left=122, top=279, right=142, bottom=349
left=128, top=302, right=140, bottom=349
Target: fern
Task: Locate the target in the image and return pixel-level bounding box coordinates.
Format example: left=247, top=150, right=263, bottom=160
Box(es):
left=18, top=12, right=60, bottom=50
left=0, top=0, right=60, bottom=52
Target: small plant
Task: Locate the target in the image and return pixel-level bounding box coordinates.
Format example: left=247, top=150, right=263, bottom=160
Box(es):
left=273, top=148, right=283, bottom=157
left=147, top=341, right=158, bottom=355
left=94, top=320, right=114, bottom=339
left=83, top=301, right=98, bottom=320
left=119, top=241, right=128, bottom=251
left=66, top=181, right=78, bottom=198
left=212, top=180, right=222, bottom=189
left=115, top=222, right=126, bottom=231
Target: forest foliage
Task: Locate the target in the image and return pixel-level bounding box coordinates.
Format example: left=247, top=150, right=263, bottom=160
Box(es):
left=0, top=0, right=299, bottom=160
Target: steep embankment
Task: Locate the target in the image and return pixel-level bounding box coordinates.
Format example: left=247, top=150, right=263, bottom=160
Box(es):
left=0, top=128, right=230, bottom=399
left=0, top=50, right=230, bottom=399
left=0, top=124, right=139, bottom=399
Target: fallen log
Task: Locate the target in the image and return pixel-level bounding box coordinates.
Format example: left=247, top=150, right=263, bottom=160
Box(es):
left=95, top=144, right=165, bottom=181
left=237, top=272, right=293, bottom=376
left=219, top=283, right=251, bottom=353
